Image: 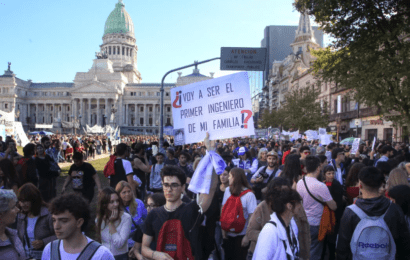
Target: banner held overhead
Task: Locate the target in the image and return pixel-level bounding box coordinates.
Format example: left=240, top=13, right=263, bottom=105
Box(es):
left=171, top=72, right=255, bottom=144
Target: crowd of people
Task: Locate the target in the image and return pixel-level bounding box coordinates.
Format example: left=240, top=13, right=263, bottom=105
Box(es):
left=1, top=132, right=410, bottom=259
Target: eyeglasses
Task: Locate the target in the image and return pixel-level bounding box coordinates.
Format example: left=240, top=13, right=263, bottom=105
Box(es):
left=303, top=151, right=311, bottom=155
left=163, top=183, right=182, bottom=190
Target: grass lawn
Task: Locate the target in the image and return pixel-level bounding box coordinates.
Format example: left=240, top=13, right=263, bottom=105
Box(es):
left=56, top=156, right=111, bottom=240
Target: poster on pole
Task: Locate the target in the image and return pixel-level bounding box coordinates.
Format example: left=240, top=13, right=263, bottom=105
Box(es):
left=171, top=72, right=254, bottom=144
left=351, top=138, right=361, bottom=154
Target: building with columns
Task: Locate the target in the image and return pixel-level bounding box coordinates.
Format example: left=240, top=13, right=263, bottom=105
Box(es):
left=0, top=0, right=213, bottom=135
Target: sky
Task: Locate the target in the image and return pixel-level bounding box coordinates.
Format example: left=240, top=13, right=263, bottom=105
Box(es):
left=0, top=0, right=328, bottom=88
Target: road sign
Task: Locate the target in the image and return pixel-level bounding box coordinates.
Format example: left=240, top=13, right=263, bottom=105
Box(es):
left=220, top=47, right=267, bottom=71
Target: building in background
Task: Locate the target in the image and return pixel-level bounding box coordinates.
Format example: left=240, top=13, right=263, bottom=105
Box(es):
left=0, top=0, right=211, bottom=135
left=261, top=23, right=323, bottom=86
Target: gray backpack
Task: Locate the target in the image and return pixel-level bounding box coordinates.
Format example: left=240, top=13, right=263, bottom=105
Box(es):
left=51, top=239, right=101, bottom=260
left=348, top=203, right=396, bottom=260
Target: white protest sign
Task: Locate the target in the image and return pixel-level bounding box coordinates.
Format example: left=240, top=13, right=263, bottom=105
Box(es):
left=371, top=137, right=376, bottom=151
left=171, top=72, right=254, bottom=144
left=305, top=130, right=319, bottom=141
left=351, top=138, right=361, bottom=154
left=318, top=128, right=327, bottom=135
left=320, top=134, right=333, bottom=145
left=289, top=130, right=299, bottom=141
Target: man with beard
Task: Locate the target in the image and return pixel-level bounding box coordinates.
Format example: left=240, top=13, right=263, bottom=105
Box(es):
left=250, top=151, right=281, bottom=201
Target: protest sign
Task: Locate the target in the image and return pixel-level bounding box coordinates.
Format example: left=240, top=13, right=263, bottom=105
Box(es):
left=255, top=129, right=268, bottom=138
left=351, top=138, right=361, bottom=154
left=318, top=128, right=327, bottom=135
left=289, top=130, right=299, bottom=141
left=320, top=134, right=333, bottom=145
left=371, top=137, right=376, bottom=151
left=171, top=72, right=254, bottom=144
left=305, top=130, right=318, bottom=141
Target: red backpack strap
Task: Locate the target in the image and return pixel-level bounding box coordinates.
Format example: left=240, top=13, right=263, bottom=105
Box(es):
left=239, top=189, right=252, bottom=197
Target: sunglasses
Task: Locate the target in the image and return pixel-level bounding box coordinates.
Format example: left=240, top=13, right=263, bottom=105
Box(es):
left=303, top=151, right=311, bottom=155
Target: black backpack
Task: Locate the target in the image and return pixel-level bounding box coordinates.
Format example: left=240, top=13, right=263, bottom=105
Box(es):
left=51, top=239, right=101, bottom=260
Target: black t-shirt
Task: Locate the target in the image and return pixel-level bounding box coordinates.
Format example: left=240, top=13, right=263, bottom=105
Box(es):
left=133, top=156, right=147, bottom=186
left=143, top=201, right=203, bottom=259
left=68, top=162, right=97, bottom=191
left=178, top=164, right=194, bottom=179
left=110, top=159, right=133, bottom=188
left=164, top=158, right=178, bottom=166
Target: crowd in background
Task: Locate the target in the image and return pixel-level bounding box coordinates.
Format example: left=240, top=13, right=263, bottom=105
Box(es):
left=1, top=133, right=410, bottom=259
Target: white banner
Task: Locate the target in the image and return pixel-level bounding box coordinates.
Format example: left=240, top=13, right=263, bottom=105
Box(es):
left=171, top=72, right=254, bottom=144
left=289, top=130, right=299, bottom=141
left=319, top=134, right=334, bottom=145
left=305, top=130, right=319, bottom=141
left=14, top=122, right=29, bottom=147
left=35, top=124, right=53, bottom=129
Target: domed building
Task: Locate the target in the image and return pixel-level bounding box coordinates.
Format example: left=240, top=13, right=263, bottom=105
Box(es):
left=0, top=0, right=213, bottom=135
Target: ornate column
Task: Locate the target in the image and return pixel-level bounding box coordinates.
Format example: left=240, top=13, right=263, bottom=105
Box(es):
left=125, top=103, right=128, bottom=126
left=97, top=99, right=101, bottom=126
left=35, top=104, right=38, bottom=124
left=144, top=104, right=147, bottom=126
left=134, top=104, right=138, bottom=126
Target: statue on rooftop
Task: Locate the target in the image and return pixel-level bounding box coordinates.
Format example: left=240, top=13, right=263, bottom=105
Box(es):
left=7, top=62, right=11, bottom=71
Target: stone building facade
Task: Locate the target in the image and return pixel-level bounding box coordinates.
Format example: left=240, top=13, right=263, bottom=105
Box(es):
left=0, top=0, right=213, bottom=135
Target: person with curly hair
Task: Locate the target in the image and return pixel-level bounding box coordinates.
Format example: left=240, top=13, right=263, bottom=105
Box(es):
left=41, top=192, right=114, bottom=260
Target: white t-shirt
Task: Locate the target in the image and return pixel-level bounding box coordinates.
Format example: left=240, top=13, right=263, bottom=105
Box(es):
left=222, top=187, right=257, bottom=237
left=41, top=236, right=114, bottom=260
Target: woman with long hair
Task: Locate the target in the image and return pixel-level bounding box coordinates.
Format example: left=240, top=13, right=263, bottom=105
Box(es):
left=96, top=187, right=132, bottom=260
left=16, top=183, right=55, bottom=260
left=252, top=186, right=302, bottom=260
left=0, top=158, right=19, bottom=193
left=221, top=168, right=257, bottom=260
left=130, top=193, right=166, bottom=260
left=279, top=154, right=302, bottom=189
left=115, top=181, right=147, bottom=251
left=344, top=163, right=366, bottom=205
left=387, top=168, right=410, bottom=190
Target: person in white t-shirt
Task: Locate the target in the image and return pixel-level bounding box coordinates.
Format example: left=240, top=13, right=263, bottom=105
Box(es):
left=41, top=193, right=114, bottom=260
left=221, top=167, right=257, bottom=260
left=296, top=155, right=337, bottom=260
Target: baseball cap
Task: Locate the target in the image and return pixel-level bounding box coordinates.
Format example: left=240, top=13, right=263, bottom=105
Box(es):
left=238, top=147, right=246, bottom=156
left=266, top=151, right=278, bottom=158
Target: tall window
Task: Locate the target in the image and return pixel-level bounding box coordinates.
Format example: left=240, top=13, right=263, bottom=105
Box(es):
left=149, top=118, right=153, bottom=125
left=140, top=118, right=144, bottom=125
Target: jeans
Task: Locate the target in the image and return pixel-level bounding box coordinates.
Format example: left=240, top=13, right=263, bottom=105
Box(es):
left=310, top=225, right=323, bottom=260
left=114, top=252, right=128, bottom=260
left=212, top=222, right=225, bottom=260
left=223, top=235, right=248, bottom=260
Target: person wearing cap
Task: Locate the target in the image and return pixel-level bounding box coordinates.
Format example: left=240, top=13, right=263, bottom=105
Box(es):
left=232, top=147, right=258, bottom=185
left=251, top=151, right=281, bottom=201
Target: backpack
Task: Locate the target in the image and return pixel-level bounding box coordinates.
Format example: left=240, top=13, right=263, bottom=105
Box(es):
left=220, top=189, right=252, bottom=233
left=156, top=219, right=194, bottom=260
left=51, top=239, right=101, bottom=260
left=103, top=155, right=116, bottom=178
left=348, top=203, right=396, bottom=260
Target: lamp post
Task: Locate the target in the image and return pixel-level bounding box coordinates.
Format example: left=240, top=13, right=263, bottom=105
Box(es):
left=159, top=57, right=220, bottom=150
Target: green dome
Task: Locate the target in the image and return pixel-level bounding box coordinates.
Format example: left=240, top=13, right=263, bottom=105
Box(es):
left=104, top=0, right=134, bottom=37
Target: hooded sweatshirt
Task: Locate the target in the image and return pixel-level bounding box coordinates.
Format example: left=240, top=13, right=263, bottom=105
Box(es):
left=336, top=196, right=410, bottom=260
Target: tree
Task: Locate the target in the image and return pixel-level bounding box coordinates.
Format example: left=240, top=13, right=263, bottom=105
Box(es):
left=294, top=0, right=410, bottom=126
left=281, top=86, right=329, bottom=131
left=260, top=86, right=328, bottom=131
left=259, top=109, right=284, bottom=128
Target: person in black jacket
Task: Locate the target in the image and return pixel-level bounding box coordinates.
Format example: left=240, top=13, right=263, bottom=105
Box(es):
left=321, top=165, right=344, bottom=260
left=336, top=166, right=410, bottom=260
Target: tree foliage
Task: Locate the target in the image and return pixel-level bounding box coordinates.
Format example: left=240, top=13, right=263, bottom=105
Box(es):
left=294, top=0, right=410, bottom=126
left=260, top=86, right=328, bottom=131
